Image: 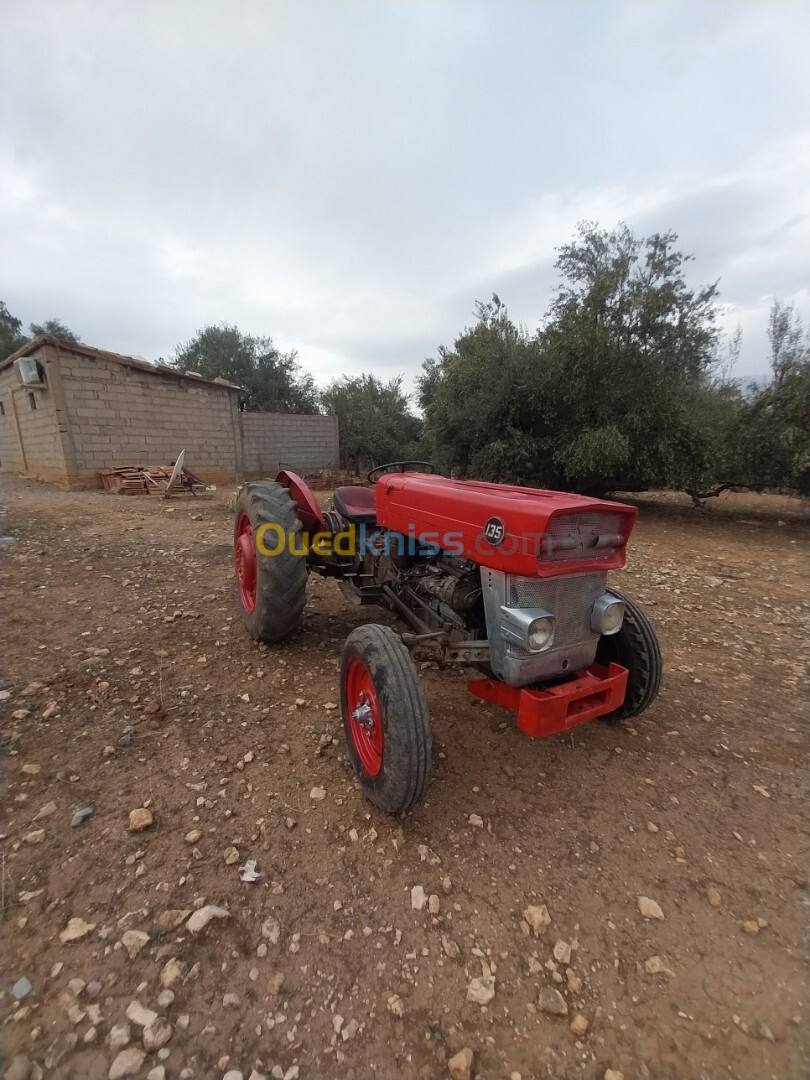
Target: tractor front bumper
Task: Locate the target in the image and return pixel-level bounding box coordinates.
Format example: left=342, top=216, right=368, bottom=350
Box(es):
left=467, top=662, right=628, bottom=738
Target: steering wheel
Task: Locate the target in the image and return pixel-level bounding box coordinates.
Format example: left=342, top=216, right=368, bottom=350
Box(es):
left=367, top=461, right=437, bottom=483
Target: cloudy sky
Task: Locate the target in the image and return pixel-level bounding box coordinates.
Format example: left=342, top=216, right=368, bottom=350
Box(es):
left=2, top=1, right=808, bottom=391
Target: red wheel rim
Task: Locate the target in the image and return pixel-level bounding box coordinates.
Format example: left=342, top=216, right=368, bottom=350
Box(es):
left=235, top=513, right=257, bottom=614
left=345, top=658, right=384, bottom=777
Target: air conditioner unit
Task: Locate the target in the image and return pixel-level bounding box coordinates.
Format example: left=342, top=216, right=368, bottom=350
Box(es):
left=14, top=357, right=45, bottom=386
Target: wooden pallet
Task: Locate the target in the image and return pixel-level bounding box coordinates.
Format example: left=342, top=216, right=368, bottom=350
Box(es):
left=99, top=465, right=213, bottom=496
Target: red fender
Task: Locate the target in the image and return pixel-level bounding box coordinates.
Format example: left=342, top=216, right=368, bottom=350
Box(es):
left=275, top=470, right=327, bottom=534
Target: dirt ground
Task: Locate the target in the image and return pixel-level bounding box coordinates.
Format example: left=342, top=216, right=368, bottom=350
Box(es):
left=0, top=476, right=807, bottom=1080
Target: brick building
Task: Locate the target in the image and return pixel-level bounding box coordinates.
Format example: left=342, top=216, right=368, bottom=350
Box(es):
left=0, top=337, right=339, bottom=489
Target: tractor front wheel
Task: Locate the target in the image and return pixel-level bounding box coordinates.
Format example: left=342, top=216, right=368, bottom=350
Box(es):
left=234, top=481, right=307, bottom=643
left=340, top=624, right=432, bottom=813
left=596, top=588, right=662, bottom=721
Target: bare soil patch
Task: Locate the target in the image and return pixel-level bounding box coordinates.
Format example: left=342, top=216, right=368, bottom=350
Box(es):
left=1, top=476, right=807, bottom=1080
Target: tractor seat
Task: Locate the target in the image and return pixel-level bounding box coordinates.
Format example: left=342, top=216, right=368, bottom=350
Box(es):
left=333, top=485, right=377, bottom=525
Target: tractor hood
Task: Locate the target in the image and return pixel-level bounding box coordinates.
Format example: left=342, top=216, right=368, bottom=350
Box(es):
left=375, top=473, right=637, bottom=578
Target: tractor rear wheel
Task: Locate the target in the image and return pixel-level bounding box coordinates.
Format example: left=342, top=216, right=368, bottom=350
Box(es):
left=234, top=481, right=307, bottom=643
left=596, top=588, right=662, bottom=722
left=340, top=624, right=432, bottom=813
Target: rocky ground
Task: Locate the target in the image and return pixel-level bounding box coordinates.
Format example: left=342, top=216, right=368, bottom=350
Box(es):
left=0, top=476, right=807, bottom=1080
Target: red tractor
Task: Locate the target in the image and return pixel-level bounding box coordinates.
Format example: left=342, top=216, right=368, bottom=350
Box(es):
left=234, top=463, right=661, bottom=813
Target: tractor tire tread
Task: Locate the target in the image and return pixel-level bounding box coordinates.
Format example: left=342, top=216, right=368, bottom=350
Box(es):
left=234, top=481, right=307, bottom=644
left=341, top=624, right=432, bottom=813
left=600, top=587, right=662, bottom=722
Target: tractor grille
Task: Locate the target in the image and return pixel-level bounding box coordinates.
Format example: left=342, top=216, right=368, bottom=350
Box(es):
left=507, top=571, right=606, bottom=658
left=541, top=511, right=626, bottom=562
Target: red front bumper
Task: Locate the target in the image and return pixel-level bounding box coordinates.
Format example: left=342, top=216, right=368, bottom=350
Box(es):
left=467, top=662, right=628, bottom=738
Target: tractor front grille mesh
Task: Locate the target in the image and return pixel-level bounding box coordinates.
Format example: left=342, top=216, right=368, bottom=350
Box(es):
left=507, top=572, right=606, bottom=657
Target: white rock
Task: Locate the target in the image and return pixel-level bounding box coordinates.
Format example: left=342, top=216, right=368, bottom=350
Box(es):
left=638, top=896, right=665, bottom=920
left=262, top=916, right=281, bottom=943
left=60, top=917, right=96, bottom=943
left=553, top=939, right=572, bottom=965
left=147, top=1068, right=166, bottom=1080
left=125, top=1000, right=158, bottom=1028
left=410, top=885, right=426, bottom=911
left=309, top=786, right=326, bottom=801
left=121, top=930, right=150, bottom=959
left=223, top=1073, right=244, bottom=1080
left=143, top=1017, right=172, bottom=1052
left=342, top=1018, right=360, bottom=1041
left=466, top=975, right=496, bottom=1005
left=157, top=989, right=175, bottom=1009
left=468, top=814, right=484, bottom=828
left=109, top=1047, right=146, bottom=1079
left=186, top=905, right=230, bottom=934
left=108, top=1023, right=131, bottom=1051
left=523, top=904, right=551, bottom=936
left=160, top=958, right=184, bottom=988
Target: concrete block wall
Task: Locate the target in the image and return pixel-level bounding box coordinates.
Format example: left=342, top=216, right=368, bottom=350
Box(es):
left=240, top=411, right=340, bottom=477
left=0, top=354, right=69, bottom=484
left=57, top=347, right=241, bottom=486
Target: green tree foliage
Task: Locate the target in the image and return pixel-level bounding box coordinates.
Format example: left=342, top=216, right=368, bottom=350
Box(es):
left=1, top=303, right=81, bottom=359
left=733, top=303, right=810, bottom=495
left=28, top=317, right=80, bottom=342
left=0, top=302, right=27, bottom=360
left=173, top=324, right=318, bottom=413
left=321, top=373, right=421, bottom=473
left=420, top=224, right=726, bottom=496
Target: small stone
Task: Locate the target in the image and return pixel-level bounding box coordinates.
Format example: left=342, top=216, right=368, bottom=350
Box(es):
left=387, top=993, right=404, bottom=1017
left=143, top=1017, right=173, bottom=1052
left=71, top=806, right=95, bottom=827
left=448, top=1047, right=474, bottom=1080
left=147, top=1068, right=166, bottom=1080
left=176, top=1014, right=190, bottom=1030
left=35, top=800, right=57, bottom=820
left=121, top=930, right=150, bottom=959
left=224, top=846, right=240, bottom=865
left=411, top=885, right=426, bottom=911
left=23, top=829, right=45, bottom=845
left=342, top=1018, right=360, bottom=1041
left=570, top=1013, right=589, bottom=1036
left=126, top=1000, right=158, bottom=1028
left=428, top=894, right=440, bottom=915
left=283, top=1069, right=299, bottom=1080
left=266, top=972, right=285, bottom=996
left=537, top=986, right=568, bottom=1016
left=12, top=976, right=32, bottom=1000
left=565, top=968, right=582, bottom=994
left=160, top=958, right=184, bottom=988
left=604, top=1071, right=624, bottom=1080
left=109, top=1048, right=146, bottom=1079
left=309, top=786, right=326, bottom=801
left=261, top=916, right=281, bottom=943
left=156, top=908, right=191, bottom=932
left=756, top=1022, right=775, bottom=1042
left=108, top=1023, right=131, bottom=1051
left=84, top=1026, right=98, bottom=1044
left=742, top=919, right=760, bottom=936
left=86, top=980, right=103, bottom=998
left=128, top=808, right=153, bottom=832
left=4, top=1056, right=31, bottom=1080
left=468, top=814, right=484, bottom=828
left=186, top=905, right=230, bottom=934
left=523, top=904, right=551, bottom=936
left=157, top=989, right=175, bottom=1008
left=60, top=916, right=96, bottom=943
left=441, top=875, right=452, bottom=894
left=707, top=886, right=722, bottom=907
left=223, top=992, right=241, bottom=1009
left=644, top=955, right=674, bottom=975
left=466, top=975, right=496, bottom=1005
left=638, top=896, right=665, bottom=920
left=184, top=829, right=201, bottom=844
left=21, top=763, right=41, bottom=775
left=553, top=939, right=572, bottom=965
left=442, top=934, right=460, bottom=959
left=44, top=1034, right=78, bottom=1070
left=646, top=821, right=658, bottom=833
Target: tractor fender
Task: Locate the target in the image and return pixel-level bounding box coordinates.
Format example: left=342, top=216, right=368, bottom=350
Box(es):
left=275, top=469, right=327, bottom=534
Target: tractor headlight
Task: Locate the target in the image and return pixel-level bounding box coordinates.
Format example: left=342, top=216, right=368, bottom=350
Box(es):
left=527, top=616, right=555, bottom=651
left=591, top=594, right=625, bottom=636
left=500, top=607, right=555, bottom=652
